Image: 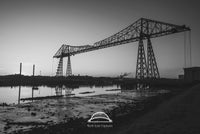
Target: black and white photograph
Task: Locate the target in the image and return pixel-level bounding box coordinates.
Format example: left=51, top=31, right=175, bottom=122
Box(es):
left=0, top=0, right=200, bottom=134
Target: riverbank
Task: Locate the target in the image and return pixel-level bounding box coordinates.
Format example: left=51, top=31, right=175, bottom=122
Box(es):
left=0, top=83, right=198, bottom=134
left=117, top=83, right=200, bottom=134
left=0, top=86, right=174, bottom=134
left=0, top=75, right=194, bottom=88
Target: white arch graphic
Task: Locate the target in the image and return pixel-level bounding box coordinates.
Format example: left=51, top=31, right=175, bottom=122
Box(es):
left=88, top=111, right=112, bottom=123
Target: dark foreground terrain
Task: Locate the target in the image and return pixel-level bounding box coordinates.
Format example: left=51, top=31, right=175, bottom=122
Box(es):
left=12, top=83, right=199, bottom=134
left=0, top=75, right=199, bottom=134
left=0, top=84, right=197, bottom=134
left=118, top=83, right=200, bottom=134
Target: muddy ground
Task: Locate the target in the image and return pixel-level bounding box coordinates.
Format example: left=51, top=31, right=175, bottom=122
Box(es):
left=0, top=88, right=175, bottom=134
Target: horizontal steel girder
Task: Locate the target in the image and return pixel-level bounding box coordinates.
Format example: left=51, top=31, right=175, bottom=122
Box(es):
left=53, top=18, right=190, bottom=58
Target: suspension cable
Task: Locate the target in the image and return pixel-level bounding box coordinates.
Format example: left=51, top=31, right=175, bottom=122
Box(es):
left=189, top=30, right=192, bottom=67
left=184, top=31, right=187, bottom=68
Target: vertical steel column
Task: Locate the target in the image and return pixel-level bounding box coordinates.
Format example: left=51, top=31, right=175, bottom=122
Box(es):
left=66, top=56, right=72, bottom=76
left=147, top=38, right=160, bottom=78
left=136, top=38, right=147, bottom=79
left=56, top=57, right=63, bottom=76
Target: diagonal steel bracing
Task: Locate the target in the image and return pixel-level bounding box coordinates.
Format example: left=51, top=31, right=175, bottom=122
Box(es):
left=53, top=18, right=190, bottom=58
left=147, top=38, right=160, bottom=78
left=56, top=57, right=63, bottom=76
left=136, top=38, right=147, bottom=79
left=53, top=18, right=190, bottom=78
left=66, top=56, right=72, bottom=76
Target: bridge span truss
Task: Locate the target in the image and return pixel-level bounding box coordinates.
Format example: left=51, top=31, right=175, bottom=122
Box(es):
left=53, top=18, right=190, bottom=79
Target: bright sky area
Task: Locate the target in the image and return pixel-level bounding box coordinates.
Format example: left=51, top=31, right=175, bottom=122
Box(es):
left=0, top=0, right=200, bottom=78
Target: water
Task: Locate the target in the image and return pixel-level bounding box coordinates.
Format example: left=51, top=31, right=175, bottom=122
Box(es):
left=0, top=85, right=121, bottom=104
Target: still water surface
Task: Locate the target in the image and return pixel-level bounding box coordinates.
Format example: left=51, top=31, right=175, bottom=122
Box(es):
left=0, top=85, right=121, bottom=104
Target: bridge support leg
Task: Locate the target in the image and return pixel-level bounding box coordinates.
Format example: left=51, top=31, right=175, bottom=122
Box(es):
left=56, top=57, right=63, bottom=76
left=136, top=38, right=147, bottom=79
left=147, top=38, right=160, bottom=78
left=66, top=56, right=72, bottom=76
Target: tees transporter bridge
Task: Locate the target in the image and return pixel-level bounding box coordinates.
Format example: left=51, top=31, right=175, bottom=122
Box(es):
left=53, top=18, right=190, bottom=79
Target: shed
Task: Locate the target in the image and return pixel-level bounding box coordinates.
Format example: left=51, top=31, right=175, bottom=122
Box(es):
left=184, top=67, right=200, bottom=81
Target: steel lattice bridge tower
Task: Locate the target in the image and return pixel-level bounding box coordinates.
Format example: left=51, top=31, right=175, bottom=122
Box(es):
left=53, top=18, right=190, bottom=79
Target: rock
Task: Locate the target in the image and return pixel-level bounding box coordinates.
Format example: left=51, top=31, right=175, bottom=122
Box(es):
left=31, top=112, right=36, bottom=116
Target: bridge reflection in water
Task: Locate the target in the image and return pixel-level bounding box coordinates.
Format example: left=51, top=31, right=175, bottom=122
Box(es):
left=12, top=83, right=170, bottom=104
left=20, top=83, right=151, bottom=102
left=55, top=86, right=74, bottom=96
left=18, top=85, right=121, bottom=103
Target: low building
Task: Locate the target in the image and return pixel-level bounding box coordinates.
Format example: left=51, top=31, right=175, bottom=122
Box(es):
left=178, top=74, right=184, bottom=79
left=184, top=67, right=200, bottom=81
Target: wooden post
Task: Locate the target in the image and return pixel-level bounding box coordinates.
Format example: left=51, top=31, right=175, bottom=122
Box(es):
left=18, top=63, right=22, bottom=104
left=33, top=64, right=35, bottom=76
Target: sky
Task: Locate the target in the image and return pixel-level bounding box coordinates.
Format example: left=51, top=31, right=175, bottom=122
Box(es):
left=0, top=0, right=200, bottom=78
